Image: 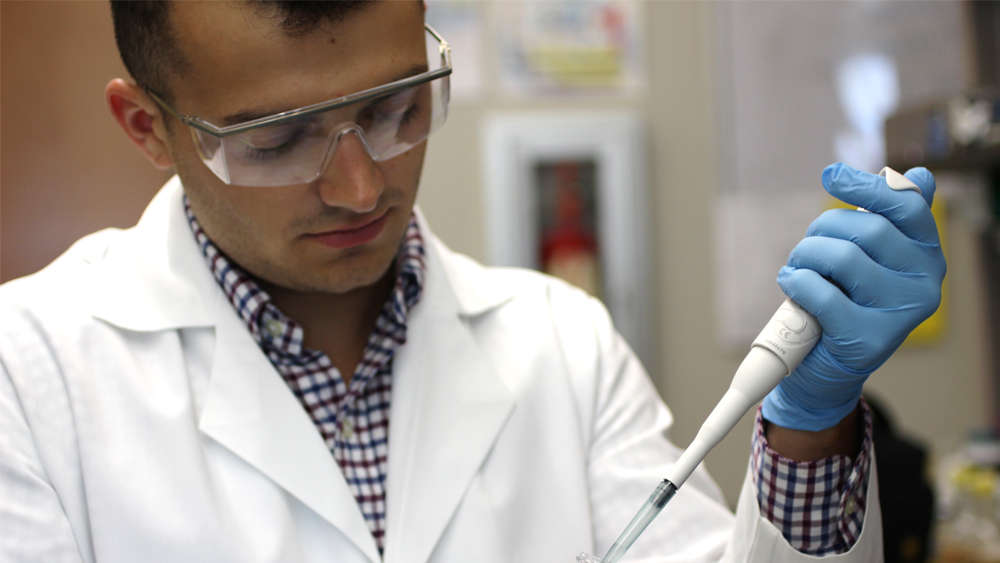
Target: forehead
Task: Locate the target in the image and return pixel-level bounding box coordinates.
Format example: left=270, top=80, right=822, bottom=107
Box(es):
left=166, top=1, right=426, bottom=122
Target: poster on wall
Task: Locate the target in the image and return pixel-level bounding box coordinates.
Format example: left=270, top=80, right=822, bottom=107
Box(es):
left=482, top=112, right=651, bottom=366
left=493, top=1, right=644, bottom=97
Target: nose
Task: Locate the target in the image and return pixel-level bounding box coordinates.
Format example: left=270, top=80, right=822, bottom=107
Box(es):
left=314, top=128, right=384, bottom=213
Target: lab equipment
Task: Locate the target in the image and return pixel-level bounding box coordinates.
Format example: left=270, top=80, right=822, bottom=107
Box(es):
left=936, top=432, right=1000, bottom=561
left=593, top=166, right=927, bottom=563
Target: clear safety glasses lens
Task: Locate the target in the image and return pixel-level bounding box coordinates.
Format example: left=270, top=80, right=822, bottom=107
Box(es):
left=190, top=30, right=450, bottom=187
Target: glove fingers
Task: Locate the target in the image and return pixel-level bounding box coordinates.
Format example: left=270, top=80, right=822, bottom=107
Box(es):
left=777, top=264, right=856, bottom=336
left=806, top=208, right=941, bottom=276
left=821, top=162, right=940, bottom=245
left=787, top=236, right=918, bottom=307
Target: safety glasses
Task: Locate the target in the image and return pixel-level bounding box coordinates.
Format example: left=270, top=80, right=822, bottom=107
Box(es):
left=148, top=24, right=451, bottom=187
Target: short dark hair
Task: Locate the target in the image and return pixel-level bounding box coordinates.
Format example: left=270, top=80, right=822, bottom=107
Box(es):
left=109, top=1, right=369, bottom=103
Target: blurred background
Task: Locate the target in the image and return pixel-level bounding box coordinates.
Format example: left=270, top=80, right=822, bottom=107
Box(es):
left=2, top=1, right=998, bottom=561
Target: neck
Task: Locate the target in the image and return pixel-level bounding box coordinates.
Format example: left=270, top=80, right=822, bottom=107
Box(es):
left=264, top=268, right=396, bottom=383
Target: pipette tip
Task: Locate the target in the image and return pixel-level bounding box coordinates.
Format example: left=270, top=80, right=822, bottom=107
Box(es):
left=597, top=479, right=678, bottom=563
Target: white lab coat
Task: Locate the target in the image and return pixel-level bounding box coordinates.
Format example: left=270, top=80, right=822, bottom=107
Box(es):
left=0, top=177, right=882, bottom=563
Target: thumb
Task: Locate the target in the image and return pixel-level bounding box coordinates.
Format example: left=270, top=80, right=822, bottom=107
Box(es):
left=821, top=162, right=939, bottom=245
left=904, top=166, right=936, bottom=208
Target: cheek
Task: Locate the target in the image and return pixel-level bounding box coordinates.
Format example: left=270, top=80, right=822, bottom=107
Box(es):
left=381, top=143, right=427, bottom=201
left=174, top=149, right=294, bottom=250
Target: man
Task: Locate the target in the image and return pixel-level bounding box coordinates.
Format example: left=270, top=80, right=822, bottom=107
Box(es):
left=0, top=1, right=945, bottom=562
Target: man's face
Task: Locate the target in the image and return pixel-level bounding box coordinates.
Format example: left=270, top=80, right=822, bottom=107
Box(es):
left=162, top=1, right=428, bottom=294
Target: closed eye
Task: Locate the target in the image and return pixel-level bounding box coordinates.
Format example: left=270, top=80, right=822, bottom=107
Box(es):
left=238, top=121, right=314, bottom=161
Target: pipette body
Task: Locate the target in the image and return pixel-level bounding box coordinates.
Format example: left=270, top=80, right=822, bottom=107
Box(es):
left=598, top=299, right=818, bottom=563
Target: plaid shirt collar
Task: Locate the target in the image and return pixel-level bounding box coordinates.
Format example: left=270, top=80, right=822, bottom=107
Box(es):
left=182, top=195, right=426, bottom=359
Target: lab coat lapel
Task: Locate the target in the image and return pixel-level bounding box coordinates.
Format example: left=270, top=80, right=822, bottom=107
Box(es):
left=198, top=315, right=382, bottom=563
left=91, top=177, right=381, bottom=562
left=383, top=228, right=516, bottom=563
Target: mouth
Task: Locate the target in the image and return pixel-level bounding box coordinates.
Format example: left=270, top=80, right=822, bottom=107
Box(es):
left=305, top=210, right=391, bottom=249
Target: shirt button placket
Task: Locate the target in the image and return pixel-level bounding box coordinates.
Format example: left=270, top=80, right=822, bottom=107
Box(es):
left=265, top=318, right=283, bottom=339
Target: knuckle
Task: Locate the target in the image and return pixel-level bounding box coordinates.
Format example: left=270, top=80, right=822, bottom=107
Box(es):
left=831, top=238, right=861, bottom=268
left=924, top=283, right=943, bottom=315
left=905, top=278, right=941, bottom=322
left=813, top=282, right=840, bottom=314
left=807, top=209, right=843, bottom=236
left=789, top=237, right=816, bottom=264
left=934, top=253, right=948, bottom=281
left=863, top=214, right=894, bottom=246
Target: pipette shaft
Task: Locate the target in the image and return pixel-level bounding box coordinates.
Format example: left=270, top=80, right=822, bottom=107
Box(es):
left=599, top=301, right=815, bottom=563
left=597, top=479, right=677, bottom=563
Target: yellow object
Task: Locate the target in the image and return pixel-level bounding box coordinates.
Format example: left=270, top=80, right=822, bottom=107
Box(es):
left=826, top=194, right=948, bottom=346
left=952, top=465, right=998, bottom=497
left=525, top=46, right=623, bottom=87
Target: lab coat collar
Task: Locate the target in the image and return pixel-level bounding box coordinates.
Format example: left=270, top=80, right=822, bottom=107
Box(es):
left=412, top=206, right=516, bottom=317
left=90, top=176, right=516, bottom=330
left=90, top=176, right=517, bottom=562
left=90, top=175, right=223, bottom=331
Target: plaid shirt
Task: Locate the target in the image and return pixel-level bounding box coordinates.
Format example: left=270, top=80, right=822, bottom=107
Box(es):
left=752, top=400, right=873, bottom=554
left=185, top=198, right=425, bottom=554
left=185, top=198, right=871, bottom=556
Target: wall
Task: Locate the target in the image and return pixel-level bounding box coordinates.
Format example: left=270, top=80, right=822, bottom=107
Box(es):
left=2, top=0, right=990, bottom=511
left=1, top=1, right=169, bottom=281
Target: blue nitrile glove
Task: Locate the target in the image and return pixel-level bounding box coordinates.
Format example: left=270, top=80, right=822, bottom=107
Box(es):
left=761, top=163, right=946, bottom=431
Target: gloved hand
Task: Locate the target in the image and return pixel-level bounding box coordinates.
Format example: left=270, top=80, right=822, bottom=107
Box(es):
left=761, top=162, right=946, bottom=431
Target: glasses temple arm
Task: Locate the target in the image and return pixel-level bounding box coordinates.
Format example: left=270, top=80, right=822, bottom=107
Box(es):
left=144, top=89, right=187, bottom=124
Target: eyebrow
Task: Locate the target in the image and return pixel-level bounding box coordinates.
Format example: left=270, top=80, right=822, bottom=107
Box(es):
left=220, top=64, right=430, bottom=126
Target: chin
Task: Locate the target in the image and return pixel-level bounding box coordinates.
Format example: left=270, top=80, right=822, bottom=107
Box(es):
left=304, top=253, right=397, bottom=295
left=324, top=272, right=389, bottom=295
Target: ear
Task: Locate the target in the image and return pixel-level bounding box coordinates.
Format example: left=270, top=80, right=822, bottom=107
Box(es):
left=105, top=78, right=174, bottom=170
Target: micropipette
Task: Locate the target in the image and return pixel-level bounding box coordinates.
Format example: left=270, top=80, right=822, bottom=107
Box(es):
left=594, top=167, right=921, bottom=563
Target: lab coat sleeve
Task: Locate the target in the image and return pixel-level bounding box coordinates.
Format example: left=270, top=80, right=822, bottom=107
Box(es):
left=0, top=292, right=89, bottom=563
left=557, top=288, right=883, bottom=562
left=0, top=358, right=85, bottom=563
